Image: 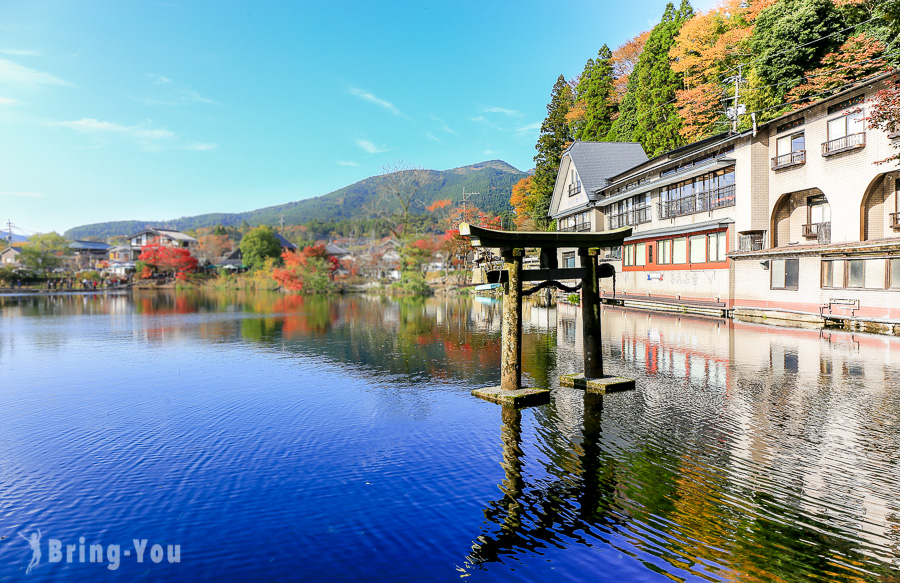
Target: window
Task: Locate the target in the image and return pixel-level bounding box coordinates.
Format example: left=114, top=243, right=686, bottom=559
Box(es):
left=708, top=232, right=727, bottom=262
left=635, top=242, right=646, bottom=267
left=891, top=258, right=900, bottom=289
left=776, top=132, right=805, bottom=156
left=562, top=251, right=576, bottom=269
left=658, top=240, right=671, bottom=265
left=771, top=258, right=799, bottom=290
left=689, top=235, right=706, bottom=263
left=776, top=118, right=804, bottom=134
left=865, top=259, right=885, bottom=289
left=822, top=260, right=838, bottom=288
left=624, top=245, right=634, bottom=267
left=808, top=195, right=831, bottom=225
left=848, top=259, right=864, bottom=288
left=647, top=244, right=653, bottom=265
left=673, top=238, right=687, bottom=264
left=827, top=109, right=865, bottom=140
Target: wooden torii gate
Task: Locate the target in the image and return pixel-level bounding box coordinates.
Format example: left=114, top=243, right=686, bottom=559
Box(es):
left=459, top=223, right=636, bottom=407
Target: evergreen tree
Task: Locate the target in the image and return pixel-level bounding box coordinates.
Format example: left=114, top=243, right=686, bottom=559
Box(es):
left=608, top=2, right=693, bottom=155
left=531, top=75, right=574, bottom=229
left=575, top=45, right=617, bottom=141
left=749, top=0, right=846, bottom=100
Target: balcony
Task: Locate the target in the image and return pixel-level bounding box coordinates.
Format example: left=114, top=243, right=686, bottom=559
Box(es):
left=822, top=132, right=865, bottom=156
left=802, top=222, right=831, bottom=244
left=739, top=233, right=765, bottom=252
left=607, top=205, right=651, bottom=230
left=658, top=184, right=735, bottom=220
left=771, top=150, right=806, bottom=170
left=558, top=221, right=592, bottom=233
left=568, top=182, right=582, bottom=196
left=891, top=212, right=900, bottom=229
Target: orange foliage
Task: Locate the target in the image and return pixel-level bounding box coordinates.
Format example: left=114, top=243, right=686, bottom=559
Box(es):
left=611, top=31, right=650, bottom=100
left=271, top=244, right=339, bottom=292
left=786, top=34, right=887, bottom=105
left=509, top=176, right=535, bottom=229
left=426, top=199, right=451, bottom=213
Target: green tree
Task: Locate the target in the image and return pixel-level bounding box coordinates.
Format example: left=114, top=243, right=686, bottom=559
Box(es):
left=572, top=45, right=617, bottom=141
left=532, top=75, right=574, bottom=230
left=608, top=1, right=693, bottom=155
left=19, top=232, right=69, bottom=273
left=749, top=0, right=846, bottom=101
left=240, top=225, right=282, bottom=269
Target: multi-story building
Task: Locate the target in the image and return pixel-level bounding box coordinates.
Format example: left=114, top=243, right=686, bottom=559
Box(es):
left=547, top=72, right=900, bottom=327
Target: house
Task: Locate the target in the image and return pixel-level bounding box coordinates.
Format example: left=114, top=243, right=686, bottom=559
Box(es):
left=219, top=231, right=297, bottom=267
left=1, top=246, right=22, bottom=266
left=126, top=228, right=199, bottom=261
left=69, top=240, right=112, bottom=270
left=546, top=71, right=900, bottom=326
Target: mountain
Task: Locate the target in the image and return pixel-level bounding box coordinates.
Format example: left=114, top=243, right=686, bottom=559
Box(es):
left=65, top=160, right=526, bottom=240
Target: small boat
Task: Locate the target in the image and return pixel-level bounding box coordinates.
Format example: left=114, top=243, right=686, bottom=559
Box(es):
left=473, top=283, right=501, bottom=292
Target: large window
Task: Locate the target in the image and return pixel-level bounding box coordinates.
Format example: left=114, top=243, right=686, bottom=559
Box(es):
left=771, top=258, right=799, bottom=290
left=689, top=235, right=706, bottom=263
left=847, top=259, right=864, bottom=288
left=776, top=132, right=805, bottom=156
left=658, top=240, right=671, bottom=265
left=673, top=237, right=687, bottom=264
left=708, top=232, right=727, bottom=262
left=624, top=245, right=634, bottom=267
left=891, top=258, right=900, bottom=289
left=660, top=168, right=735, bottom=218
left=635, top=242, right=646, bottom=267
left=827, top=110, right=865, bottom=141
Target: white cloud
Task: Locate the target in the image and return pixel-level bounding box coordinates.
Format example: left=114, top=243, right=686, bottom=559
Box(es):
left=484, top=149, right=497, bottom=156
left=517, top=122, right=541, bottom=132
left=469, top=115, right=485, bottom=123
left=0, top=58, right=70, bottom=89
left=483, top=106, right=522, bottom=116
left=425, top=132, right=440, bottom=142
left=184, top=143, right=218, bottom=151
left=149, top=74, right=172, bottom=85
left=348, top=87, right=405, bottom=117
left=430, top=114, right=457, bottom=135
left=0, top=96, right=17, bottom=105
left=0, top=49, right=42, bottom=57
left=0, top=190, right=43, bottom=197
left=356, top=139, right=387, bottom=154
left=135, top=74, right=216, bottom=106
left=55, top=118, right=177, bottom=140
left=336, top=160, right=359, bottom=167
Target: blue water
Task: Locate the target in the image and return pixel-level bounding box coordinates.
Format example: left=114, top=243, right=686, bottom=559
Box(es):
left=1, top=291, right=899, bottom=581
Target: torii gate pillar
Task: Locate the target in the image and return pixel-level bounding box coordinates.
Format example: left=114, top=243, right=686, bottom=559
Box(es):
left=500, top=249, right=523, bottom=392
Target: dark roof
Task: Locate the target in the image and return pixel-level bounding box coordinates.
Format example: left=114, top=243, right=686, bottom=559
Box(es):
left=70, top=240, right=112, bottom=251
left=624, top=218, right=734, bottom=242
left=273, top=232, right=297, bottom=250
left=324, top=243, right=349, bottom=256
left=565, top=141, right=649, bottom=194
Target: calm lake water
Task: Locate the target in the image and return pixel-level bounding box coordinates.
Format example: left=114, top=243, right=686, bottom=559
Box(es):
left=1, top=290, right=899, bottom=582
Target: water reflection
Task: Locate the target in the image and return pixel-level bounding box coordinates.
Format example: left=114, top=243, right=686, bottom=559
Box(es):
left=2, top=291, right=900, bottom=581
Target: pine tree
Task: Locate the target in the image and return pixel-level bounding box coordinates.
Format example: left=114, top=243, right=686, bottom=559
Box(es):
left=608, top=2, right=694, bottom=155
left=574, top=45, right=617, bottom=141
left=531, top=75, right=574, bottom=229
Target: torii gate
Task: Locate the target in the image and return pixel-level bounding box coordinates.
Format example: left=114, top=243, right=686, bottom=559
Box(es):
left=459, top=223, right=636, bottom=407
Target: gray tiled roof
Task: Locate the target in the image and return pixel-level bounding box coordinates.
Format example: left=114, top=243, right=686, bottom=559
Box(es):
left=565, top=141, right=649, bottom=196
left=623, top=218, right=734, bottom=242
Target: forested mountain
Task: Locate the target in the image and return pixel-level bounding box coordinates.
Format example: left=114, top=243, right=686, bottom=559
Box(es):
left=65, top=160, right=526, bottom=240
left=512, top=0, right=900, bottom=229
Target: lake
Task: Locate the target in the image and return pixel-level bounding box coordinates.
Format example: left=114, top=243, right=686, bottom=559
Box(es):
left=1, top=290, right=899, bottom=582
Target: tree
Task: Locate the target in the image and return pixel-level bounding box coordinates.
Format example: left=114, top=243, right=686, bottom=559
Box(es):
left=240, top=225, right=282, bottom=269
left=509, top=176, right=539, bottom=230
left=609, top=1, right=694, bottom=155
left=612, top=31, right=651, bottom=101
left=19, top=232, right=69, bottom=273
left=138, top=242, right=199, bottom=279
left=570, top=45, right=617, bottom=141
left=531, top=75, right=574, bottom=230
left=749, top=0, right=846, bottom=100
left=376, top=161, right=433, bottom=238
left=272, top=245, right=339, bottom=293
left=786, top=33, right=887, bottom=103
left=868, top=70, right=900, bottom=164
left=196, top=233, right=233, bottom=264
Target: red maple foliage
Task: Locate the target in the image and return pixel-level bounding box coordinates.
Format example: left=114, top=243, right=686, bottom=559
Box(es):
left=272, top=244, right=339, bottom=292
left=138, top=241, right=199, bottom=277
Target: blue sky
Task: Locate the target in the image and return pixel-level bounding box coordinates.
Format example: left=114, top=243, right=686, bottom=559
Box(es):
left=0, top=0, right=715, bottom=236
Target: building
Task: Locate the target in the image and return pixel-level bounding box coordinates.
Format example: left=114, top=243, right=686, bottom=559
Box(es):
left=68, top=240, right=112, bottom=270
left=125, top=228, right=199, bottom=261
left=1, top=246, right=22, bottom=266
left=546, top=72, right=900, bottom=328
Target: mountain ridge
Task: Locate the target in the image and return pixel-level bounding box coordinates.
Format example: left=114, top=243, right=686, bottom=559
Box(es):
left=65, top=160, right=527, bottom=240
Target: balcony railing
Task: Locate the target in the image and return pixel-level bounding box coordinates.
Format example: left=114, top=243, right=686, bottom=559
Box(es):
left=607, top=205, right=651, bottom=230
left=802, top=222, right=831, bottom=244
left=771, top=150, right=806, bottom=170
left=658, top=184, right=736, bottom=220
left=739, top=233, right=765, bottom=252
left=558, top=221, right=592, bottom=232
left=822, top=132, right=865, bottom=156
left=568, top=182, right=582, bottom=196
left=891, top=212, right=900, bottom=229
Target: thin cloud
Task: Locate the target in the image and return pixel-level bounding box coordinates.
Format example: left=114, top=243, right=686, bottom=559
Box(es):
left=425, top=132, right=440, bottom=142
left=55, top=118, right=177, bottom=140
left=348, top=87, right=405, bottom=117
left=149, top=74, right=172, bottom=85
left=430, top=114, right=457, bottom=135
left=484, top=149, right=497, bottom=156
left=469, top=115, right=485, bottom=123
left=0, top=190, right=43, bottom=198
left=134, top=74, right=216, bottom=106
left=517, top=122, right=542, bottom=132
left=0, top=58, right=70, bottom=89
left=356, top=139, right=387, bottom=154
left=183, top=143, right=218, bottom=151
left=0, top=49, right=42, bottom=57
left=483, top=106, right=522, bottom=116
left=0, top=96, right=17, bottom=105
left=336, top=160, right=359, bottom=167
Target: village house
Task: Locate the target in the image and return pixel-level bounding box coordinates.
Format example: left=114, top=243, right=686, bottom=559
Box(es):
left=68, top=240, right=112, bottom=270
left=220, top=231, right=296, bottom=268
left=547, top=72, right=900, bottom=327
left=1, top=246, right=22, bottom=266
left=125, top=228, right=199, bottom=261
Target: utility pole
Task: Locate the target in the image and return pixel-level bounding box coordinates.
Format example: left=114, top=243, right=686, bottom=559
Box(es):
left=6, top=220, right=12, bottom=244
left=460, top=188, right=479, bottom=219
left=724, top=64, right=746, bottom=133
left=280, top=214, right=284, bottom=233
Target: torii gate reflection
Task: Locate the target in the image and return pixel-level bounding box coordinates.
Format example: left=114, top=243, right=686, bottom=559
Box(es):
left=461, top=392, right=614, bottom=570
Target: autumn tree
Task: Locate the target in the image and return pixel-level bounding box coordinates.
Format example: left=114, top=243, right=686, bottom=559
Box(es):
left=196, top=232, right=233, bottom=264
left=272, top=245, right=339, bottom=293
left=531, top=75, right=574, bottom=230
left=868, top=70, right=900, bottom=164
left=785, top=33, right=887, bottom=104
left=509, top=176, right=539, bottom=230
left=138, top=241, right=199, bottom=280
left=19, top=232, right=69, bottom=273
left=612, top=31, right=651, bottom=101
left=376, top=161, right=433, bottom=238
left=240, top=225, right=282, bottom=269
